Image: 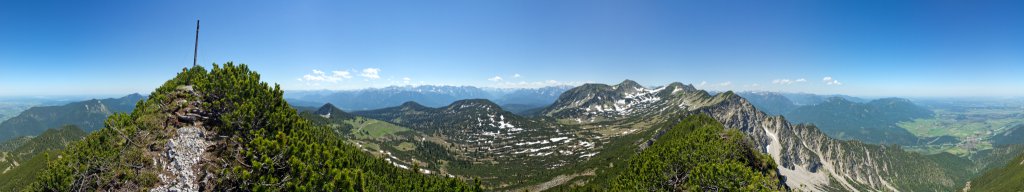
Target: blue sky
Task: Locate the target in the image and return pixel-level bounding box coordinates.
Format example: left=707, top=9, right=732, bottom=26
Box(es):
left=1, top=0, right=1022, bottom=97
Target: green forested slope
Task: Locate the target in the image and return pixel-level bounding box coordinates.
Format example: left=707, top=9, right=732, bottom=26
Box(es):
left=575, top=114, right=784, bottom=191
left=969, top=153, right=1024, bottom=192
left=0, top=125, right=87, bottom=191
left=26, top=63, right=480, bottom=191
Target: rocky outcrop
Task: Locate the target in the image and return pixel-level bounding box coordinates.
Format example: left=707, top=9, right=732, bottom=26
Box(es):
left=152, top=85, right=214, bottom=192
left=152, top=126, right=210, bottom=192
left=694, top=91, right=963, bottom=191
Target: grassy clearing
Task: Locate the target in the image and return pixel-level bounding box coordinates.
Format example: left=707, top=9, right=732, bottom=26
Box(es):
left=347, top=117, right=411, bottom=139
left=396, top=142, right=416, bottom=151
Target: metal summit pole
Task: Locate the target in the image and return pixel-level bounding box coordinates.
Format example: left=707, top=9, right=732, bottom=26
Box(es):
left=193, top=19, right=200, bottom=68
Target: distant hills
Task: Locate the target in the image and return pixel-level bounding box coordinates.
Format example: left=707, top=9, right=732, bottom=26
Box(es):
left=735, top=91, right=799, bottom=115
left=0, top=125, right=86, bottom=191
left=736, top=91, right=867, bottom=115
left=0, top=93, right=145, bottom=142
left=737, top=91, right=944, bottom=146
left=0, top=96, right=102, bottom=123
left=285, top=85, right=572, bottom=111
left=779, top=92, right=867, bottom=106
left=784, top=97, right=936, bottom=145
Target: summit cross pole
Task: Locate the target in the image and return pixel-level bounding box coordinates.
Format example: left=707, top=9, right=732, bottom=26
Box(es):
left=193, top=19, right=200, bottom=68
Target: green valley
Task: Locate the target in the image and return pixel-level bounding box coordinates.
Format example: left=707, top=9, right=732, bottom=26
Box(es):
left=900, top=107, right=1024, bottom=156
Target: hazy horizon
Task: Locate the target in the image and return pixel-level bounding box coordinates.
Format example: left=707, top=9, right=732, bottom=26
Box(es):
left=4, top=81, right=1024, bottom=101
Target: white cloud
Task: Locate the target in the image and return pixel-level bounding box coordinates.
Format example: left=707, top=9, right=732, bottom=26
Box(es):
left=822, top=76, right=842, bottom=85
left=772, top=78, right=807, bottom=85
left=488, top=76, right=503, bottom=82
left=360, top=68, right=381, bottom=79
left=699, top=81, right=708, bottom=86
left=299, top=69, right=352, bottom=83
left=717, top=81, right=732, bottom=87
left=514, top=73, right=521, bottom=78
left=402, top=77, right=412, bottom=84
left=332, top=71, right=352, bottom=79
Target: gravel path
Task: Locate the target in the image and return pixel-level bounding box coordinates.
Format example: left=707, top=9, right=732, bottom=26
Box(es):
left=152, top=126, right=210, bottom=192
left=152, top=86, right=211, bottom=192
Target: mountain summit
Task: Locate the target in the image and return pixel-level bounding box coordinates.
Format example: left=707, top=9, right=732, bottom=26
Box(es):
left=615, top=79, right=643, bottom=90
left=313, top=103, right=353, bottom=120
left=25, top=63, right=480, bottom=191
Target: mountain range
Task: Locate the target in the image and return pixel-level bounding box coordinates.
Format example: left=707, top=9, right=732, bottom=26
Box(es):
left=1, top=65, right=1020, bottom=191
left=295, top=79, right=979, bottom=191
left=784, top=97, right=937, bottom=145
left=536, top=80, right=973, bottom=191
left=0, top=93, right=145, bottom=142
left=737, top=91, right=955, bottom=146
left=285, top=85, right=573, bottom=112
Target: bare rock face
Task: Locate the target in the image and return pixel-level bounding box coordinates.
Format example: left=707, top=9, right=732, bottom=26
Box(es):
left=696, top=94, right=961, bottom=191
left=152, top=126, right=210, bottom=192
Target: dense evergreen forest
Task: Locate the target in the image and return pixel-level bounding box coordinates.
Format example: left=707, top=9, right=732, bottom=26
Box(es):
left=572, top=114, right=785, bottom=191
left=968, top=152, right=1024, bottom=191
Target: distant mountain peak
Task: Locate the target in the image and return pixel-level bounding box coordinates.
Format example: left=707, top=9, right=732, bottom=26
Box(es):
left=446, top=99, right=502, bottom=111
left=616, top=79, right=643, bottom=90
left=823, top=96, right=853, bottom=104
left=399, top=101, right=428, bottom=109
left=315, top=103, right=340, bottom=115
left=313, top=103, right=353, bottom=119
left=663, top=82, right=698, bottom=95
left=123, top=93, right=144, bottom=99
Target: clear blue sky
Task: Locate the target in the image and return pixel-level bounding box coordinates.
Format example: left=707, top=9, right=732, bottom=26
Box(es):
left=1, top=0, right=1022, bottom=97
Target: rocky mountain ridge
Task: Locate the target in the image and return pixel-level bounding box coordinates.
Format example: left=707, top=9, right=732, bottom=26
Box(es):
left=541, top=80, right=968, bottom=191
